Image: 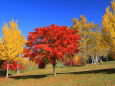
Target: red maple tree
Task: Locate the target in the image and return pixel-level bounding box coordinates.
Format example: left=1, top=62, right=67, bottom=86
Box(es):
left=24, top=24, right=80, bottom=76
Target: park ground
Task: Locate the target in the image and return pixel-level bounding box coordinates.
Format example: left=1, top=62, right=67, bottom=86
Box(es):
left=0, top=61, right=115, bottom=86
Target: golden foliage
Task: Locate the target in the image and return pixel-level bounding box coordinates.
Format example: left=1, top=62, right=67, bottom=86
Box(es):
left=71, top=15, right=94, bottom=62
left=0, top=19, right=26, bottom=62
left=102, top=0, right=115, bottom=59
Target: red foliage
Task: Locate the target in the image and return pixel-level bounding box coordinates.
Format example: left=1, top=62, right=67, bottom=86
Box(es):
left=3, top=61, right=21, bottom=71
left=0, top=60, right=5, bottom=68
left=38, top=61, right=46, bottom=69
left=24, top=24, right=80, bottom=65
left=65, top=58, right=76, bottom=66
left=65, top=58, right=82, bottom=66
left=65, top=58, right=71, bottom=66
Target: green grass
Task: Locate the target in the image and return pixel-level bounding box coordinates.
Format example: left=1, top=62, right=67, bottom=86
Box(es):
left=0, top=61, right=115, bottom=86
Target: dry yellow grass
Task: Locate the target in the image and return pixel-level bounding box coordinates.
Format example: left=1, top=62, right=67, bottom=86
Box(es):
left=0, top=61, right=115, bottom=86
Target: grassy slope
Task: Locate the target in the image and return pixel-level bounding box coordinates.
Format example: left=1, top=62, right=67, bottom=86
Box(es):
left=0, top=61, right=115, bottom=86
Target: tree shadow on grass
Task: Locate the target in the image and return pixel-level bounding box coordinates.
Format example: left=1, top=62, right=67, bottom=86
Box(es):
left=10, top=68, right=115, bottom=80
left=9, top=74, right=49, bottom=80
left=57, top=68, right=115, bottom=75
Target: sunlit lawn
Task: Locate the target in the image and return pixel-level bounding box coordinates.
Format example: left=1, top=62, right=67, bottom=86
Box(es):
left=0, top=61, right=115, bottom=86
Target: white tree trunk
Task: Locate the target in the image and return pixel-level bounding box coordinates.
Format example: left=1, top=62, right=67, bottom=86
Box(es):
left=16, top=65, right=19, bottom=74
left=71, top=57, right=73, bottom=67
left=53, top=64, right=56, bottom=76
left=6, top=61, right=9, bottom=78
left=92, top=55, right=95, bottom=64
left=106, top=55, right=108, bottom=61
left=100, top=56, right=102, bottom=64
left=96, top=55, right=99, bottom=64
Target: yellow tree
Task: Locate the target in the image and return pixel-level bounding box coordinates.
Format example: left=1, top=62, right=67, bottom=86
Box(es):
left=71, top=15, right=94, bottom=64
left=102, top=0, right=115, bottom=59
left=0, top=19, right=26, bottom=78
left=71, top=16, right=108, bottom=64
left=87, top=27, right=108, bottom=64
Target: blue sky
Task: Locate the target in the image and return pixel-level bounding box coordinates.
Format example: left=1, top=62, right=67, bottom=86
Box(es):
left=0, top=0, right=112, bottom=39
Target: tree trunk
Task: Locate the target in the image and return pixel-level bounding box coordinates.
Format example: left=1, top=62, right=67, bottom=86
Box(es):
left=92, top=56, right=93, bottom=64
left=53, top=64, right=56, bottom=76
left=96, top=55, right=99, bottom=64
left=16, top=65, right=19, bottom=74
left=106, top=55, right=108, bottom=61
left=71, top=57, right=73, bottom=67
left=92, top=55, right=95, bottom=64
left=30, top=64, right=32, bottom=70
left=93, top=55, right=96, bottom=65
left=20, top=64, right=23, bottom=73
left=6, top=61, right=9, bottom=78
left=100, top=56, right=103, bottom=64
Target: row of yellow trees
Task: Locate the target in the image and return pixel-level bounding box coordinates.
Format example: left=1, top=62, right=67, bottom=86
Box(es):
left=70, top=0, right=115, bottom=64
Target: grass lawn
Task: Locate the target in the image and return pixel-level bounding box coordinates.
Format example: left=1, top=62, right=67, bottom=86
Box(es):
left=0, top=61, right=115, bottom=86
